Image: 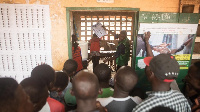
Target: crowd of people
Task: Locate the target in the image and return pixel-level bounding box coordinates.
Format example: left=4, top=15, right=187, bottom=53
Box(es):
left=0, top=31, right=200, bottom=112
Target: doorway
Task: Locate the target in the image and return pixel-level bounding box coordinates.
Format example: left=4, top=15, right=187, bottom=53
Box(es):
left=66, top=7, right=139, bottom=71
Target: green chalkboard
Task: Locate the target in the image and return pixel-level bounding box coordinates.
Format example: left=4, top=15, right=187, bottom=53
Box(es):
left=179, top=13, right=199, bottom=24
left=139, top=12, right=179, bottom=23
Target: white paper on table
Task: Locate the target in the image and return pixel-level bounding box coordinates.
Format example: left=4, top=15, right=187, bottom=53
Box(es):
left=92, top=22, right=107, bottom=38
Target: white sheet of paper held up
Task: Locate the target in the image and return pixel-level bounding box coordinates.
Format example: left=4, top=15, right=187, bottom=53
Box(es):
left=92, top=22, right=107, bottom=38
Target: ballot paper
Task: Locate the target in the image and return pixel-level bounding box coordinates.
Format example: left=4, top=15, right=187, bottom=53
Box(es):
left=92, top=22, right=107, bottom=38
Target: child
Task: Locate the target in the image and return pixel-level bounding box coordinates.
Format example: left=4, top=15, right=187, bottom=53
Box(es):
left=50, top=72, right=69, bottom=105
left=20, top=77, right=49, bottom=112
left=63, top=59, right=78, bottom=80
left=72, top=34, right=83, bottom=72
left=71, top=70, right=105, bottom=112
left=48, top=72, right=69, bottom=112
left=63, top=59, right=79, bottom=111
left=0, top=78, right=33, bottom=112
left=30, top=64, right=56, bottom=111
left=89, top=33, right=101, bottom=70
left=31, top=64, right=56, bottom=90
left=93, top=63, right=114, bottom=98
left=97, top=66, right=142, bottom=112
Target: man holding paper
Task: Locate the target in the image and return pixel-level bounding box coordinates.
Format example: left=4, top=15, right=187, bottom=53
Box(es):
left=103, top=27, right=130, bottom=71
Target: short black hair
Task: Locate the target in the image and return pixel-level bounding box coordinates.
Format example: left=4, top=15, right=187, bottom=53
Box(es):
left=0, top=78, right=19, bottom=111
left=93, top=33, right=98, bottom=38
left=149, top=106, right=176, bottom=112
left=54, top=72, right=69, bottom=89
left=93, top=63, right=111, bottom=83
left=31, top=64, right=55, bottom=87
left=63, top=59, right=78, bottom=74
left=115, top=66, right=138, bottom=92
left=20, top=77, right=48, bottom=112
left=120, top=30, right=127, bottom=37
left=72, top=70, right=99, bottom=100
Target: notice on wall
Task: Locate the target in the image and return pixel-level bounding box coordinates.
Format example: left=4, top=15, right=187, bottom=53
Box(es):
left=0, top=4, right=52, bottom=82
left=136, top=23, right=198, bottom=70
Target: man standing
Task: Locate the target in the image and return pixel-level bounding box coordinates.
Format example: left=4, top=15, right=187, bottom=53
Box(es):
left=89, top=33, right=101, bottom=70
left=103, top=28, right=130, bottom=71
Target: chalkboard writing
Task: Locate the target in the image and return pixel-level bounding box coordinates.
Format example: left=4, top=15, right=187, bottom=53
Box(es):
left=139, top=12, right=179, bottom=23
left=139, top=12, right=158, bottom=23
left=139, top=12, right=199, bottom=24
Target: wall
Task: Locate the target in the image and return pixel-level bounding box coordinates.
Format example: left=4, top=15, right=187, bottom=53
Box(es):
left=0, top=0, right=180, bottom=70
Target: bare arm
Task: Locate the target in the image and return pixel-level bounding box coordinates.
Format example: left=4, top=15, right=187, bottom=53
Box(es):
left=144, top=32, right=154, bottom=57
left=102, top=26, right=116, bottom=36
left=172, top=38, right=193, bottom=54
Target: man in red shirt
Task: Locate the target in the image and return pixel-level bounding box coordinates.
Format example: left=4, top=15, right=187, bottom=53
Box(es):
left=89, top=34, right=101, bottom=70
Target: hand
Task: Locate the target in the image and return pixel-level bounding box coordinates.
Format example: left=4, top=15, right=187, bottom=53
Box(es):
left=102, top=25, right=108, bottom=31
left=144, top=31, right=151, bottom=42
left=159, top=42, right=171, bottom=47
left=153, top=47, right=171, bottom=54
left=159, top=47, right=171, bottom=54
left=96, top=101, right=107, bottom=112
left=192, top=96, right=200, bottom=112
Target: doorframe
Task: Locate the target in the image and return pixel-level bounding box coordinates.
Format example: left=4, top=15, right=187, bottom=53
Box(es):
left=66, top=7, right=140, bottom=68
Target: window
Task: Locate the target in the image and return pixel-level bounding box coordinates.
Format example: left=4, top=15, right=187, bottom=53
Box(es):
left=73, top=12, right=134, bottom=41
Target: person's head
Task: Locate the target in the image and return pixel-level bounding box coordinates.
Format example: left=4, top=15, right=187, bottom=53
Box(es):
left=31, top=64, right=55, bottom=90
left=119, top=30, right=127, bottom=41
left=20, top=77, right=48, bottom=112
left=115, top=66, right=138, bottom=93
left=144, top=54, right=180, bottom=85
left=185, top=61, right=200, bottom=97
left=71, top=70, right=100, bottom=101
left=50, top=72, right=69, bottom=92
left=0, top=78, right=33, bottom=112
left=93, top=63, right=111, bottom=85
left=72, top=34, right=78, bottom=42
left=63, top=59, right=78, bottom=77
left=92, top=33, right=98, bottom=39
left=145, top=31, right=151, bottom=37
left=149, top=106, right=175, bottom=112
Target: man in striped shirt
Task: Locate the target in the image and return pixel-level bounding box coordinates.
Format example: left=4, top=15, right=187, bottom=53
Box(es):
left=133, top=32, right=191, bottom=112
